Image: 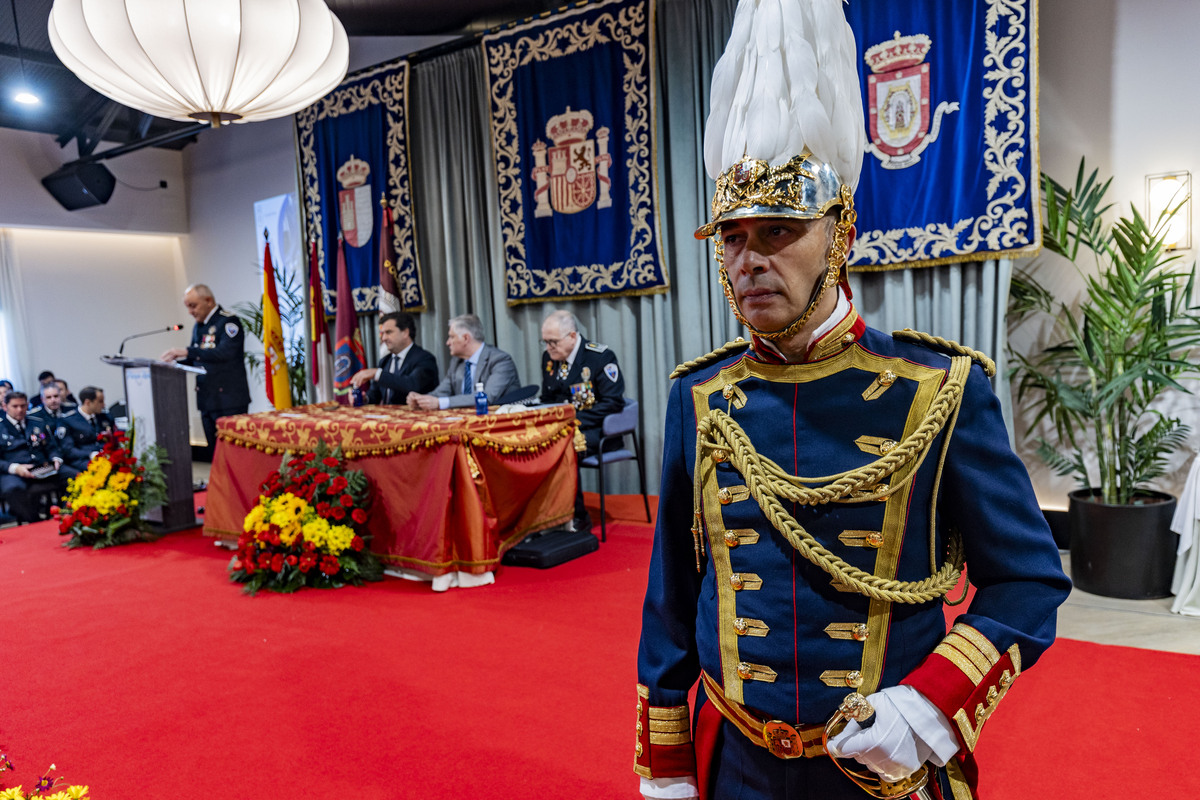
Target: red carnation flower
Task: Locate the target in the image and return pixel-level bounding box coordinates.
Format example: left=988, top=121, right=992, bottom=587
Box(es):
left=339, top=494, right=354, bottom=508
left=351, top=508, right=367, bottom=525
left=285, top=555, right=298, bottom=567
left=329, top=476, right=348, bottom=493
left=303, top=452, right=317, bottom=462
left=322, top=456, right=339, bottom=468
left=351, top=535, right=364, bottom=551
left=319, top=557, right=340, bottom=575
left=314, top=471, right=329, bottom=483
left=331, top=506, right=346, bottom=521
left=316, top=502, right=331, bottom=516
left=270, top=554, right=284, bottom=572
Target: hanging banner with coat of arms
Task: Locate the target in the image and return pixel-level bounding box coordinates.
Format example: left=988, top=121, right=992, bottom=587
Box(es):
left=296, top=57, right=426, bottom=312
left=482, top=0, right=668, bottom=304
left=844, top=0, right=1040, bottom=270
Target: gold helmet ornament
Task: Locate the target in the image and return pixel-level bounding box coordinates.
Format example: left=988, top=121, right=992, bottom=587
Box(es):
left=697, top=0, right=866, bottom=341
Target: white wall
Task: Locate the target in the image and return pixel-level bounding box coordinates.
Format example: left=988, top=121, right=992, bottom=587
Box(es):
left=0, top=128, right=187, bottom=233
left=8, top=227, right=187, bottom=395
left=1018, top=0, right=1200, bottom=506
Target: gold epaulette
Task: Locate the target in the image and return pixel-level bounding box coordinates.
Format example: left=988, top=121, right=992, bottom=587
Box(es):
left=669, top=338, right=751, bottom=380
left=892, top=329, right=996, bottom=378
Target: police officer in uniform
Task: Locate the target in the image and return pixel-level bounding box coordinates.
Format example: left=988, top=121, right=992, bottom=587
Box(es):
left=57, top=386, right=116, bottom=472
left=539, top=310, right=625, bottom=533
left=1, top=391, right=77, bottom=523
left=161, top=283, right=251, bottom=454
left=634, top=3, right=1070, bottom=799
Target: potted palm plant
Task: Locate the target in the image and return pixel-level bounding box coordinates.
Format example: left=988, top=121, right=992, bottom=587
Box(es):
left=1010, top=161, right=1200, bottom=599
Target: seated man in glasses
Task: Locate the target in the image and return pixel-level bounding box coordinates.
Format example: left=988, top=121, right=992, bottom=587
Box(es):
left=538, top=310, right=626, bottom=536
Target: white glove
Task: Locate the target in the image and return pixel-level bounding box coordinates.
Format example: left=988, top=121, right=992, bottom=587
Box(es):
left=640, top=775, right=699, bottom=799
left=826, top=685, right=959, bottom=783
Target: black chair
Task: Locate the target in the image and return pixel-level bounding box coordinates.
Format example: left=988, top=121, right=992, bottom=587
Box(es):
left=495, top=385, right=540, bottom=405
left=579, top=397, right=651, bottom=542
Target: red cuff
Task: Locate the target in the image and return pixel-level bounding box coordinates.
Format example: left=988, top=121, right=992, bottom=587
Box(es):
left=634, top=684, right=696, bottom=779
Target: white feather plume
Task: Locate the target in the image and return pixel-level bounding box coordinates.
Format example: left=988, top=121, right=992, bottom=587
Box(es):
left=703, top=0, right=866, bottom=190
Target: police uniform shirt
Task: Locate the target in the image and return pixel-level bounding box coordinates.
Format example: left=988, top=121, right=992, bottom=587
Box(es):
left=539, top=336, right=625, bottom=442
left=182, top=305, right=251, bottom=412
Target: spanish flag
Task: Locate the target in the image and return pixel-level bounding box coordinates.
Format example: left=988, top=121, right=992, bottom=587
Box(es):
left=262, top=234, right=292, bottom=409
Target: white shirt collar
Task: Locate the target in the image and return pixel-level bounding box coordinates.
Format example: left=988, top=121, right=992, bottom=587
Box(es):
left=565, top=332, right=583, bottom=367
left=202, top=306, right=219, bottom=325
left=391, top=342, right=414, bottom=362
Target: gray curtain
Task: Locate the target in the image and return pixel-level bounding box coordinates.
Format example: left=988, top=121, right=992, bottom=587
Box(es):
left=397, top=0, right=1014, bottom=494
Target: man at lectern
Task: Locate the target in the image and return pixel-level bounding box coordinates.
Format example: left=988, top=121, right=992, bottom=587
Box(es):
left=161, top=283, right=251, bottom=454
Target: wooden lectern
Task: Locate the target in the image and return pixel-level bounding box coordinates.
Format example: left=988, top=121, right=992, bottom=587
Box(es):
left=101, top=356, right=204, bottom=533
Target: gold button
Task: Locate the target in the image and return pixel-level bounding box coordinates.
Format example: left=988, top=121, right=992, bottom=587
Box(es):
left=636, top=742, right=643, bottom=756
left=852, top=624, right=869, bottom=642
left=734, top=618, right=748, bottom=635
left=846, top=671, right=863, bottom=688
left=637, top=701, right=642, bottom=714
left=722, top=383, right=735, bottom=400
left=878, top=440, right=897, bottom=454
left=866, top=532, right=884, bottom=548
left=975, top=704, right=987, bottom=723
left=718, top=487, right=732, bottom=504
left=713, top=450, right=728, bottom=463
left=724, top=530, right=739, bottom=548
left=636, top=722, right=643, bottom=734
left=842, top=332, right=855, bottom=343
left=730, top=573, right=744, bottom=590
left=879, top=370, right=896, bottom=386
left=737, top=662, right=753, bottom=679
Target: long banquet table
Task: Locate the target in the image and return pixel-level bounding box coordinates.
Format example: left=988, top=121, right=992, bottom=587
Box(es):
left=202, top=403, right=578, bottom=576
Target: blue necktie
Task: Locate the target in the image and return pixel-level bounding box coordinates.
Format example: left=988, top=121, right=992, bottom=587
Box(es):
left=462, top=360, right=473, bottom=394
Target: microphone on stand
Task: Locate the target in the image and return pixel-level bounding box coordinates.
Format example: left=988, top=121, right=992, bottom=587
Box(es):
left=118, top=324, right=185, bottom=356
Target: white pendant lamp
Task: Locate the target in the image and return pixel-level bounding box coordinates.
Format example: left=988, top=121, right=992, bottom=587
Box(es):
left=48, top=0, right=349, bottom=127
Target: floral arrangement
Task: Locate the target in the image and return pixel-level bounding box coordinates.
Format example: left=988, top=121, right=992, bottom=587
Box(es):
left=54, top=429, right=168, bottom=550
left=0, top=746, right=89, bottom=799
left=229, top=441, right=382, bottom=595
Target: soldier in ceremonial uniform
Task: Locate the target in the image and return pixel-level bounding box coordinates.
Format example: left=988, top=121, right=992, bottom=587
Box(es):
left=539, top=309, right=626, bottom=533
left=162, top=283, right=251, bottom=453
left=634, top=2, right=1070, bottom=799
left=57, top=386, right=116, bottom=472
left=1, top=391, right=77, bottom=523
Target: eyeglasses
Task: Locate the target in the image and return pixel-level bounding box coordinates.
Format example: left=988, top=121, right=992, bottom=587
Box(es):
left=540, top=333, right=575, bottom=348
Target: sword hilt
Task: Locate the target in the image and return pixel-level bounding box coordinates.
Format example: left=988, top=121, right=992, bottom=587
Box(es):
left=823, top=692, right=934, bottom=800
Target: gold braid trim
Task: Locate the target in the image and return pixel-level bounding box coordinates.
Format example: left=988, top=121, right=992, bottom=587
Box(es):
left=670, top=339, right=751, bottom=380
left=693, top=356, right=973, bottom=603
left=892, top=329, right=996, bottom=378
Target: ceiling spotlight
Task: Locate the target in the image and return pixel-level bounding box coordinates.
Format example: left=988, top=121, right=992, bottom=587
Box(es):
left=14, top=90, right=40, bottom=105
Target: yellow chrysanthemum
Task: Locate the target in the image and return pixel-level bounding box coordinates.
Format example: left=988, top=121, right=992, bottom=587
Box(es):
left=108, top=472, right=134, bottom=492
left=0, top=787, right=28, bottom=800
left=65, top=788, right=90, bottom=800
left=326, top=524, right=356, bottom=555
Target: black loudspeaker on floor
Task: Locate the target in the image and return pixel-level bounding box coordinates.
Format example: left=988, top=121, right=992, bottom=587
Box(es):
left=501, top=527, right=599, bottom=568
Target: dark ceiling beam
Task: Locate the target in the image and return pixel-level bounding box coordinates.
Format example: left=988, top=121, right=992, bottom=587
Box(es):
left=0, top=42, right=73, bottom=70
left=77, top=101, right=123, bottom=157
left=73, top=121, right=207, bottom=164
left=55, top=93, right=111, bottom=148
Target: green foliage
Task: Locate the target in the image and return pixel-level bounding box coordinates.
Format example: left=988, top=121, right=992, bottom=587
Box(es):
left=1011, top=160, right=1200, bottom=504
left=233, top=261, right=309, bottom=405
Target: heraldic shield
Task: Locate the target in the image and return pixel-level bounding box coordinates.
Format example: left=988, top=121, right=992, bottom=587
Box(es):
left=864, top=31, right=957, bottom=170
left=531, top=106, right=613, bottom=218
left=337, top=155, right=374, bottom=247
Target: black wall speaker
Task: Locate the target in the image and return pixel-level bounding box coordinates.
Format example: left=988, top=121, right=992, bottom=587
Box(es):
left=41, top=162, right=117, bottom=210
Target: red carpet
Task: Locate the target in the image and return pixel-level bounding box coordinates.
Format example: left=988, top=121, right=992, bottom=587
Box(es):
left=3, top=492, right=1198, bottom=798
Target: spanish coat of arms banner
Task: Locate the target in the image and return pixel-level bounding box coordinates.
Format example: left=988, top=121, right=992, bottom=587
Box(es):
left=482, top=0, right=668, bottom=304
left=296, top=57, right=426, bottom=313
left=844, top=0, right=1040, bottom=270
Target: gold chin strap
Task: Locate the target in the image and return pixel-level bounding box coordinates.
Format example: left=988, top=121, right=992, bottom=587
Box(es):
left=715, top=186, right=857, bottom=342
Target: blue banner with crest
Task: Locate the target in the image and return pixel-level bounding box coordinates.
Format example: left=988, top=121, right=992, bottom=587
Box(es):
left=844, top=0, right=1040, bottom=270
left=296, top=57, right=425, bottom=313
left=482, top=0, right=668, bottom=304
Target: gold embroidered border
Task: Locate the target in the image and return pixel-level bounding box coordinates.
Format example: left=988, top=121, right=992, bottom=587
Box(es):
left=848, top=0, right=1039, bottom=271
left=295, top=58, right=425, bottom=313
left=482, top=0, right=668, bottom=302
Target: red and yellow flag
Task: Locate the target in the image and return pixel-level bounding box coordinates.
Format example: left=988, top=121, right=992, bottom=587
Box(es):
left=262, top=237, right=292, bottom=409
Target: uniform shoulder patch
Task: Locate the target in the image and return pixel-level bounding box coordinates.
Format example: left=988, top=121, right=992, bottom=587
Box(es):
left=670, top=339, right=752, bottom=380
left=892, top=329, right=996, bottom=377
left=585, top=341, right=609, bottom=353
left=225, top=321, right=240, bottom=338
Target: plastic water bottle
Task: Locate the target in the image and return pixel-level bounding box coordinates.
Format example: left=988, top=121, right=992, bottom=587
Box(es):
left=474, top=382, right=488, bottom=415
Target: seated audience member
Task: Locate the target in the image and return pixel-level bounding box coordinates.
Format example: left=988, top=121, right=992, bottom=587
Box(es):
left=407, top=314, right=520, bottom=410
left=0, top=392, right=78, bottom=523
left=28, top=371, right=56, bottom=411
left=538, top=310, right=626, bottom=535
left=57, top=386, right=116, bottom=472
left=0, top=380, right=11, bottom=405
left=28, top=383, right=69, bottom=425
left=350, top=312, right=438, bottom=405
left=55, top=379, right=79, bottom=409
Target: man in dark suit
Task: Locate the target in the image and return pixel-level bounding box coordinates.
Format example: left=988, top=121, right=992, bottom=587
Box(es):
left=539, top=310, right=626, bottom=534
left=56, top=386, right=116, bottom=472
left=0, top=392, right=77, bottom=523
left=407, top=314, right=520, bottom=410
left=161, top=283, right=251, bottom=453
left=350, top=311, right=438, bottom=405
left=28, top=383, right=70, bottom=428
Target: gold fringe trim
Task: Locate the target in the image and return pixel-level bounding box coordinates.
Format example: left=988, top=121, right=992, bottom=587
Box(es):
left=670, top=339, right=751, bottom=380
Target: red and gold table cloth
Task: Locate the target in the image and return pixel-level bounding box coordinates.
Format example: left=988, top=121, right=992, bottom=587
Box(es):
left=202, top=403, right=578, bottom=575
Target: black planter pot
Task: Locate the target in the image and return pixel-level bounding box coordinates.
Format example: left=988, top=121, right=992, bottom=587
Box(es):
left=1067, top=489, right=1177, bottom=599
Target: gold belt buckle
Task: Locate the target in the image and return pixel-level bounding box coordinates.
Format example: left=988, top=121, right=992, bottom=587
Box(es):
left=763, top=720, right=804, bottom=759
